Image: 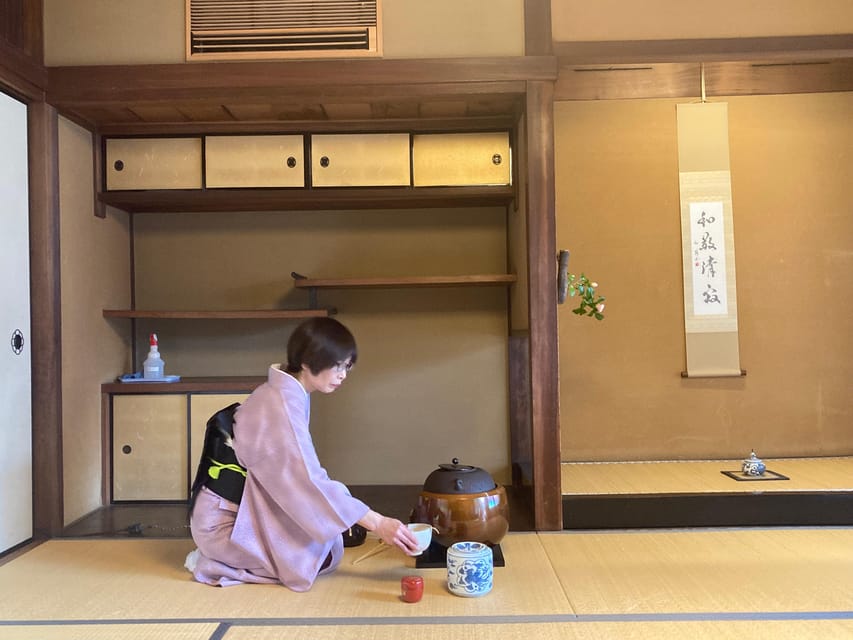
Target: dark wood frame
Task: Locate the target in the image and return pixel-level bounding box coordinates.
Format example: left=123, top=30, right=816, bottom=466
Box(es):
left=563, top=492, right=853, bottom=529
left=27, top=100, right=64, bottom=538
left=43, top=55, right=566, bottom=529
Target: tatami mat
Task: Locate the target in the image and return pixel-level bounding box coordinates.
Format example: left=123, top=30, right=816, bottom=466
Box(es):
left=540, top=528, right=853, bottom=614
left=2, top=529, right=852, bottom=639
left=222, top=621, right=853, bottom=640
left=0, top=624, right=218, bottom=640
left=0, top=534, right=569, bottom=623
left=561, top=456, right=853, bottom=494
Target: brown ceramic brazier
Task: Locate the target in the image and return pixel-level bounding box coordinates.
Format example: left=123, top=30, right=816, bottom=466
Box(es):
left=411, top=459, right=509, bottom=548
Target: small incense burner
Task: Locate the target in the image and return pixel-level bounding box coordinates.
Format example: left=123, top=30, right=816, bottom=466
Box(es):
left=742, top=450, right=766, bottom=476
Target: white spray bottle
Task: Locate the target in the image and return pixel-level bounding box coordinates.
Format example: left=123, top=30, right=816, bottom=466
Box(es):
left=143, top=332, right=165, bottom=379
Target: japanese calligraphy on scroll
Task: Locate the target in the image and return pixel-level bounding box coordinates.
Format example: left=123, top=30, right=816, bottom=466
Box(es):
left=690, top=201, right=728, bottom=316
left=677, top=102, right=742, bottom=377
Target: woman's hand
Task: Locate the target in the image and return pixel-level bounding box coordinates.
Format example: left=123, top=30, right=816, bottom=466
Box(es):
left=359, top=511, right=420, bottom=555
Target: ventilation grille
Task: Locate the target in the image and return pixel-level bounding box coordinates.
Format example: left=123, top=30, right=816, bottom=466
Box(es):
left=187, top=0, right=381, bottom=61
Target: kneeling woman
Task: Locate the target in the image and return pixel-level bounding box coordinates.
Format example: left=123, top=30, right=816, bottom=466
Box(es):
left=187, top=317, right=419, bottom=591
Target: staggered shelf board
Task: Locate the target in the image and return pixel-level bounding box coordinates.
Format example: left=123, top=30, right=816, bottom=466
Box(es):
left=98, top=186, right=516, bottom=214
left=292, top=274, right=518, bottom=290
left=103, top=309, right=330, bottom=319
left=101, top=376, right=265, bottom=394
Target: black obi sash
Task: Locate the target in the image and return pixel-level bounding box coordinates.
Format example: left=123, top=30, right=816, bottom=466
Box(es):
left=189, top=403, right=247, bottom=512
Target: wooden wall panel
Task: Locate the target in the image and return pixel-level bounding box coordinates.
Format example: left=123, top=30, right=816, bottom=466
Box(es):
left=554, top=93, right=853, bottom=462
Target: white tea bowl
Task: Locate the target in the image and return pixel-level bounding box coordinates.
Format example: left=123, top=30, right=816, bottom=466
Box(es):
left=407, top=523, right=433, bottom=555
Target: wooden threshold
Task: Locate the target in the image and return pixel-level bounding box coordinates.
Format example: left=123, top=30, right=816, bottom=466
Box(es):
left=563, top=492, right=853, bottom=529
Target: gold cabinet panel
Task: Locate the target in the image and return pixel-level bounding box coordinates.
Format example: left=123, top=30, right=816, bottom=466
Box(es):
left=205, top=135, right=305, bottom=188
left=311, top=133, right=411, bottom=187
left=189, top=393, right=250, bottom=479
left=413, top=132, right=511, bottom=186
left=106, top=138, right=202, bottom=191
left=112, top=394, right=188, bottom=501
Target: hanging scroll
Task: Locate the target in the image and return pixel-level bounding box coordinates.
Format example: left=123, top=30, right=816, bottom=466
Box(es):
left=677, top=102, right=743, bottom=377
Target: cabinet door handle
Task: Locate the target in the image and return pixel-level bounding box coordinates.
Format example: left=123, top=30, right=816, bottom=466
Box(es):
left=114, top=159, right=125, bottom=171
left=122, top=445, right=132, bottom=454
left=492, top=153, right=502, bottom=166
left=286, top=156, right=297, bottom=168
left=319, top=156, right=330, bottom=168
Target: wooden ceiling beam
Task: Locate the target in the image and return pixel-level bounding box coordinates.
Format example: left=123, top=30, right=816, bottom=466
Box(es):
left=47, top=57, right=557, bottom=104
left=96, top=115, right=520, bottom=137
left=555, top=59, right=853, bottom=101
left=554, top=34, right=853, bottom=65
left=48, top=80, right=528, bottom=110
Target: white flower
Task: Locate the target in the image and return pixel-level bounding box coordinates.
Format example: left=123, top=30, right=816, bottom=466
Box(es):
left=596, top=303, right=605, bottom=313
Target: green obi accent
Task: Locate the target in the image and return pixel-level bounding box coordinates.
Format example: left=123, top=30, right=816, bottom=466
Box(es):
left=207, top=458, right=247, bottom=480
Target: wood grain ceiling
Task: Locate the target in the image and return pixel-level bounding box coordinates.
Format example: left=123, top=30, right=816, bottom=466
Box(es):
left=46, top=57, right=552, bottom=134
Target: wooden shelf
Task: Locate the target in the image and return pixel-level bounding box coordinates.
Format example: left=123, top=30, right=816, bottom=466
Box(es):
left=103, top=309, right=330, bottom=319
left=292, top=274, right=517, bottom=290
left=98, top=186, right=515, bottom=214
left=101, top=376, right=265, bottom=394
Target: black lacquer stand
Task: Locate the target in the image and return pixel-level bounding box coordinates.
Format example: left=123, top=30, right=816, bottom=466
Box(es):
left=415, top=541, right=505, bottom=568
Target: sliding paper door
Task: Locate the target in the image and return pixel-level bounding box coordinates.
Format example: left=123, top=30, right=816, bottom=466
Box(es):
left=0, top=90, right=33, bottom=552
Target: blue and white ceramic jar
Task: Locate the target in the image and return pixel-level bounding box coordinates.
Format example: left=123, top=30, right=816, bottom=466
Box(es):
left=446, top=541, right=493, bottom=597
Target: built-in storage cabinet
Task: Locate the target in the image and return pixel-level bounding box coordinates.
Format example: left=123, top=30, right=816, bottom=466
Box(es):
left=310, top=133, right=411, bottom=187
left=112, top=394, right=188, bottom=500
left=100, top=130, right=516, bottom=321
left=102, top=131, right=511, bottom=194
left=205, top=135, right=305, bottom=188
left=101, top=127, right=518, bottom=502
left=106, top=382, right=260, bottom=502
left=106, top=138, right=203, bottom=191
left=413, top=132, right=511, bottom=186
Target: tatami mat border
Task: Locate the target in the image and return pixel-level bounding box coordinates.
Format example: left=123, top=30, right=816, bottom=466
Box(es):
left=4, top=610, right=853, bottom=628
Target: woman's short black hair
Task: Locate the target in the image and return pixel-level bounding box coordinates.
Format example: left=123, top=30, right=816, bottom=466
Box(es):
left=285, top=317, right=357, bottom=375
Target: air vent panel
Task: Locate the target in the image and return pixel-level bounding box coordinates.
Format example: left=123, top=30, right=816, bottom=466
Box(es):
left=187, top=0, right=381, bottom=60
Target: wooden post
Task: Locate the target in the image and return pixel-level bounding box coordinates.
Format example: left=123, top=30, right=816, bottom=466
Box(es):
left=29, top=100, right=65, bottom=537
left=525, top=79, right=561, bottom=530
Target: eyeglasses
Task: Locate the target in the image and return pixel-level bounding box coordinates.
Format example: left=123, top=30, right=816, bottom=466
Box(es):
left=332, top=360, right=354, bottom=373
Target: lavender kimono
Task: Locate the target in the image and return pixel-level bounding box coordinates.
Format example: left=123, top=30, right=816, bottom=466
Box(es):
left=189, top=365, right=369, bottom=591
